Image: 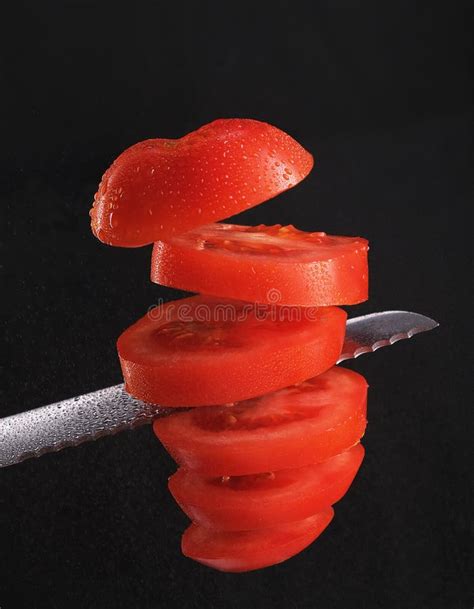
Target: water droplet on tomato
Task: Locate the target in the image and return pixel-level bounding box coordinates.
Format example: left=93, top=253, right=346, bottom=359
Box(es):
left=109, top=213, right=118, bottom=228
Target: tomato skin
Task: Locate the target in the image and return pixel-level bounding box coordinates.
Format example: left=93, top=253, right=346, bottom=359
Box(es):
left=154, top=366, right=367, bottom=475
left=90, top=119, right=313, bottom=247
left=181, top=508, right=333, bottom=572
left=151, top=223, right=369, bottom=306
left=117, top=295, right=346, bottom=407
left=169, top=444, right=364, bottom=531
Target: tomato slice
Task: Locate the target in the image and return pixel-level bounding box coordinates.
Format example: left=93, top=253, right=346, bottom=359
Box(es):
left=181, top=508, right=334, bottom=572
left=151, top=223, right=368, bottom=306
left=90, top=119, right=313, bottom=247
left=169, top=443, right=364, bottom=531
left=153, top=366, right=367, bottom=474
left=117, top=295, right=346, bottom=407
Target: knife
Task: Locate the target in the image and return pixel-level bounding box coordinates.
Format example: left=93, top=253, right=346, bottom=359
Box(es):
left=0, top=311, right=438, bottom=468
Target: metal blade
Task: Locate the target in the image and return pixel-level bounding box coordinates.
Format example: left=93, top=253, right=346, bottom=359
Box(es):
left=0, top=310, right=438, bottom=468
left=339, top=310, right=439, bottom=362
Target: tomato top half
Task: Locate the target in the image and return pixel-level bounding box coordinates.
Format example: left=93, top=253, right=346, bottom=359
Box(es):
left=90, top=119, right=313, bottom=247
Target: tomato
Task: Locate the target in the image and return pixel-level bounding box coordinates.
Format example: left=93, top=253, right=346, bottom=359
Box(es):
left=153, top=366, right=367, bottom=474
left=181, top=508, right=334, bottom=572
left=151, top=222, right=368, bottom=306
left=117, top=295, right=346, bottom=407
left=169, top=443, right=364, bottom=531
left=90, top=119, right=313, bottom=247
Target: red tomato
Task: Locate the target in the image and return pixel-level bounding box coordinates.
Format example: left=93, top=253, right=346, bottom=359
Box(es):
left=117, top=295, right=346, bottom=407
left=169, top=443, right=364, bottom=531
left=90, top=119, right=313, bottom=247
left=151, top=223, right=368, bottom=306
left=153, top=366, right=367, bottom=474
left=181, top=508, right=334, bottom=572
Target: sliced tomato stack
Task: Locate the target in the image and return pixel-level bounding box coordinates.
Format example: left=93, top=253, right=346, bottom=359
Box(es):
left=91, top=118, right=369, bottom=572
left=154, top=365, right=367, bottom=571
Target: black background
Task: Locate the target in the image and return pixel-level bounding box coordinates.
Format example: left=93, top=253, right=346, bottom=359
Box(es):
left=1, top=1, right=472, bottom=608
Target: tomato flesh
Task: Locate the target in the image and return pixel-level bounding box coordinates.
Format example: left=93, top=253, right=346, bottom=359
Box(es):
left=182, top=508, right=333, bottom=572
left=117, top=295, right=346, bottom=407
left=169, top=443, right=363, bottom=531
left=90, top=119, right=313, bottom=247
left=154, top=366, right=367, bottom=474
left=152, top=223, right=368, bottom=306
